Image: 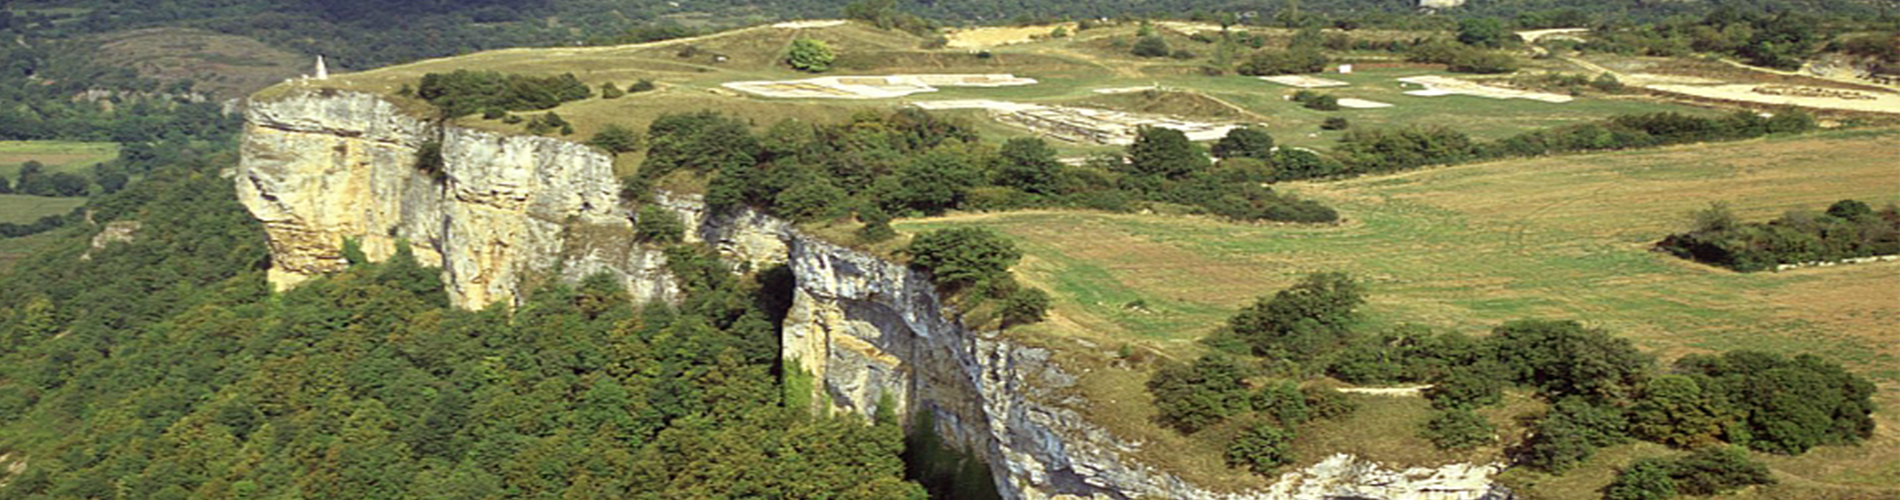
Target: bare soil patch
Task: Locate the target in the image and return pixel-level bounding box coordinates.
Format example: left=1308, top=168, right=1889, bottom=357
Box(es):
left=1259, top=75, right=1351, bottom=88
left=944, top=24, right=1075, bottom=49
left=1400, top=75, right=1574, bottom=103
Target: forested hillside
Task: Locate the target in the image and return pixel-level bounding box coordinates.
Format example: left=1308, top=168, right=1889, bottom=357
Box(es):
left=0, top=158, right=926, bottom=498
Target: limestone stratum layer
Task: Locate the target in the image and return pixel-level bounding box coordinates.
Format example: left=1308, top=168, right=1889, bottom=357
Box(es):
left=235, top=88, right=1507, bottom=500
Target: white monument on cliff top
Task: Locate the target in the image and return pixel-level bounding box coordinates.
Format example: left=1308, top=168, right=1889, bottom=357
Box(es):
left=315, top=56, right=329, bottom=80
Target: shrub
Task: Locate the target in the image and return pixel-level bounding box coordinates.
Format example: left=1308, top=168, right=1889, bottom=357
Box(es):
left=854, top=205, right=897, bottom=244
left=1490, top=319, right=1650, bottom=401
left=1251, top=380, right=1310, bottom=426
left=1132, top=35, right=1171, bottom=57
left=1226, top=272, right=1364, bottom=362
left=1148, top=354, right=1254, bottom=433
left=1321, top=117, right=1350, bottom=130
left=1212, top=127, right=1274, bottom=161
left=414, top=138, right=446, bottom=181
left=1421, top=407, right=1496, bottom=450
left=416, top=70, right=591, bottom=117
left=600, top=82, right=625, bottom=99
left=1605, top=458, right=1678, bottom=500
left=629, top=79, right=657, bottom=93
left=1303, top=94, right=1340, bottom=111
left=903, top=228, right=1021, bottom=288
left=998, top=287, right=1050, bottom=327
left=787, top=38, right=836, bottom=72
left=1127, top=126, right=1208, bottom=180
left=1226, top=420, right=1297, bottom=475
left=588, top=124, right=643, bottom=153
left=1424, top=367, right=1504, bottom=409
left=1667, top=446, right=1775, bottom=495
left=1301, top=386, right=1358, bottom=420
left=635, top=205, right=686, bottom=243
left=1237, top=49, right=1329, bottom=75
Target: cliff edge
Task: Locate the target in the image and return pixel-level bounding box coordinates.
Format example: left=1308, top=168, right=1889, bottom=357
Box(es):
left=235, top=88, right=1508, bottom=500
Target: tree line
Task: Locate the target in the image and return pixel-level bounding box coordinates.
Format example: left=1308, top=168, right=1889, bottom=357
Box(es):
left=1276, top=109, right=1819, bottom=182
left=1145, top=272, right=1875, bottom=487
left=1658, top=199, right=1900, bottom=271
left=623, top=109, right=1338, bottom=227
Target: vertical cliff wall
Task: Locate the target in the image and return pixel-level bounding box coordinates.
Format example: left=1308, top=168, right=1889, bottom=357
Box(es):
left=236, top=88, right=1506, bottom=500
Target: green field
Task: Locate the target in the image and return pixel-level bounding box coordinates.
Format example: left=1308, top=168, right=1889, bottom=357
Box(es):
left=0, top=194, right=85, bottom=225
left=0, top=141, right=119, bottom=179
left=897, top=128, right=1900, bottom=498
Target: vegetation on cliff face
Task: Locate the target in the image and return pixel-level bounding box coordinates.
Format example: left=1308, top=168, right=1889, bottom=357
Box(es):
left=0, top=158, right=927, bottom=498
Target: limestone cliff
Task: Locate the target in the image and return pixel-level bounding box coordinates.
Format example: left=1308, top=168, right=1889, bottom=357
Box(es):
left=237, top=88, right=1506, bottom=500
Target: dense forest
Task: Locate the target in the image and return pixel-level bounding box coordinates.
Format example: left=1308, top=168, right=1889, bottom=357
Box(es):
left=0, top=155, right=935, bottom=498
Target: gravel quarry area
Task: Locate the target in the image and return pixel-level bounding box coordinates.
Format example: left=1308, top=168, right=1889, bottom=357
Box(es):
left=1644, top=83, right=1900, bottom=114
left=1336, top=98, right=1394, bottom=109
left=1259, top=75, right=1351, bottom=88
left=721, top=74, right=1037, bottom=99
left=1400, top=75, right=1575, bottom=103
left=913, top=99, right=1240, bottom=145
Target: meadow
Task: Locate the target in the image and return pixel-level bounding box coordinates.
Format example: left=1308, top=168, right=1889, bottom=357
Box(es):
left=0, top=141, right=119, bottom=179
left=897, top=128, right=1900, bottom=498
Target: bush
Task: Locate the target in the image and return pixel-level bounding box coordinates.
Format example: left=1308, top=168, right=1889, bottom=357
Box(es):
left=635, top=205, right=686, bottom=243
left=1226, top=420, right=1297, bottom=475
left=903, top=227, right=1021, bottom=288
left=1132, top=35, right=1171, bottom=58
left=600, top=82, right=625, bottom=99
left=414, top=139, right=446, bottom=181
left=854, top=205, right=897, bottom=244
left=998, top=286, right=1050, bottom=327
left=588, top=124, right=643, bottom=153
left=1667, top=446, right=1775, bottom=495
left=1237, top=49, right=1329, bottom=76
left=1490, top=319, right=1650, bottom=401
left=1605, top=458, right=1678, bottom=500
left=1303, top=94, right=1340, bottom=111
left=1673, top=351, right=1876, bottom=455
left=1126, top=126, right=1208, bottom=180
left=1320, top=117, right=1350, bottom=130
left=787, top=38, right=836, bottom=72
left=1148, top=354, right=1254, bottom=433
left=1212, top=127, right=1274, bottom=161
left=1424, top=367, right=1504, bottom=409
left=1252, top=381, right=1310, bottom=425
left=1301, top=386, right=1358, bottom=420
left=629, top=79, right=657, bottom=93
left=416, top=70, right=592, bottom=117
left=1421, top=407, right=1496, bottom=450
left=1226, top=272, right=1364, bottom=362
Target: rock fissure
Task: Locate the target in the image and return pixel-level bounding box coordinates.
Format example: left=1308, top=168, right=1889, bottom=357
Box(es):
left=237, top=88, right=1508, bottom=500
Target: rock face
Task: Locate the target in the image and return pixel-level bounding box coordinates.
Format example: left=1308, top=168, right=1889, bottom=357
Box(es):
left=236, top=88, right=1506, bottom=500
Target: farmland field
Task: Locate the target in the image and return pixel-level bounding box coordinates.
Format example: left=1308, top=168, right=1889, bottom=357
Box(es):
left=0, top=195, right=84, bottom=225
left=897, top=128, right=1900, bottom=498
left=0, top=141, right=118, bottom=179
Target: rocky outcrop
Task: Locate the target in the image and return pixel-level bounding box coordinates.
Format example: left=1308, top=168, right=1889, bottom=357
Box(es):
left=237, top=88, right=1506, bottom=500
